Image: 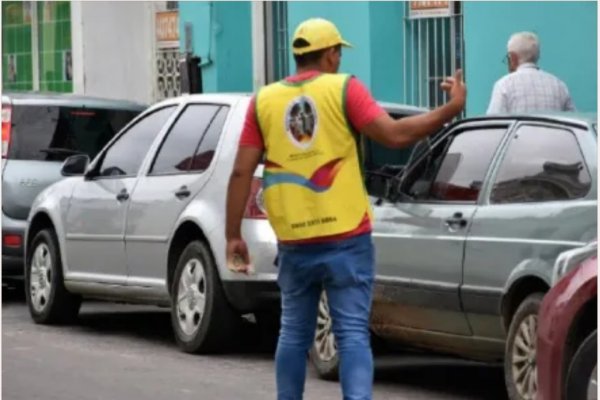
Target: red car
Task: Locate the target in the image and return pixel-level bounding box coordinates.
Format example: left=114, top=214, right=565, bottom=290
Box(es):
left=537, top=244, right=597, bottom=400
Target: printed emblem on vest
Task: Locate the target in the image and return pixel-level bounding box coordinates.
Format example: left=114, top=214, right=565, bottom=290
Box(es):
left=284, top=95, right=318, bottom=149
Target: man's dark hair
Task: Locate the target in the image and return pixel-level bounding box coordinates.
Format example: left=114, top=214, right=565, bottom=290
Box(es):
left=293, top=39, right=340, bottom=67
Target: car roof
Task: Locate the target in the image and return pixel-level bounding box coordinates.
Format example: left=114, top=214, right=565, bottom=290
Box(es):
left=151, top=93, right=428, bottom=116
left=2, top=91, right=147, bottom=111
left=479, top=112, right=597, bottom=128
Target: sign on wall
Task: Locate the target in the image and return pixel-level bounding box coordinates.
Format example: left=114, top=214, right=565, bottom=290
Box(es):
left=409, top=1, right=453, bottom=19
left=156, top=10, right=179, bottom=48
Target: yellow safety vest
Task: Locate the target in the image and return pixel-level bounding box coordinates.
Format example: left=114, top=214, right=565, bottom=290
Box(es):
left=256, top=73, right=371, bottom=241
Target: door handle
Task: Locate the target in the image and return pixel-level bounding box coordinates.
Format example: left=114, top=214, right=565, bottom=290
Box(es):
left=175, top=186, right=191, bottom=200
left=445, top=212, right=467, bottom=229
left=116, top=189, right=129, bottom=202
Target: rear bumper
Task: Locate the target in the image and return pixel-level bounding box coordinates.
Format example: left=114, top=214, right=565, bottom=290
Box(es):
left=2, top=212, right=27, bottom=277
left=220, top=219, right=280, bottom=312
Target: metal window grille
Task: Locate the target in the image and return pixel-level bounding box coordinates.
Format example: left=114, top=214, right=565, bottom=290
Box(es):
left=156, top=48, right=181, bottom=101
left=403, top=2, right=464, bottom=110
left=264, top=1, right=289, bottom=83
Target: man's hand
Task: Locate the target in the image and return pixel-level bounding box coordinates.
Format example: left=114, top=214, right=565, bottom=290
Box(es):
left=361, top=68, right=467, bottom=149
left=226, top=238, right=252, bottom=274
left=225, top=146, right=262, bottom=274
left=441, top=69, right=466, bottom=111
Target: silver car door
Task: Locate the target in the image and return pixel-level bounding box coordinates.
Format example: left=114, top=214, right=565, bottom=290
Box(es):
left=64, top=106, right=177, bottom=284
left=124, top=104, right=230, bottom=287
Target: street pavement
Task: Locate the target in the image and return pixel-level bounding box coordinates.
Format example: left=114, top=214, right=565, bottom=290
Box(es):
left=2, top=285, right=508, bottom=400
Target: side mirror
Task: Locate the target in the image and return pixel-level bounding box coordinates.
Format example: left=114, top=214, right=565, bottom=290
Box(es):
left=61, top=154, right=90, bottom=176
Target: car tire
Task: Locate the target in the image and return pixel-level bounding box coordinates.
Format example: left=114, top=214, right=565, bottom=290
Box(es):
left=170, top=240, right=238, bottom=354
left=565, top=330, right=597, bottom=400
left=504, top=292, right=544, bottom=400
left=25, top=229, right=81, bottom=324
left=309, top=291, right=340, bottom=381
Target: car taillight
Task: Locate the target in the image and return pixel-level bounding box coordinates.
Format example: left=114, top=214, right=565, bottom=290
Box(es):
left=2, top=104, right=11, bottom=159
left=3, top=234, right=22, bottom=248
left=244, top=177, right=267, bottom=219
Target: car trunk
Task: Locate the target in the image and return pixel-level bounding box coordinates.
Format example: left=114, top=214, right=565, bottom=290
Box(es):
left=2, top=103, right=140, bottom=220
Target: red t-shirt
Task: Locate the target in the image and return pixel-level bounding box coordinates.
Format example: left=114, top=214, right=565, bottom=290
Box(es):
left=240, top=71, right=385, bottom=244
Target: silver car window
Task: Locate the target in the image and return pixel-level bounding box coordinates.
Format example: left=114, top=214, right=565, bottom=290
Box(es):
left=490, top=125, right=592, bottom=204
left=98, top=106, right=176, bottom=177
left=149, top=104, right=220, bottom=175
left=188, top=106, right=229, bottom=172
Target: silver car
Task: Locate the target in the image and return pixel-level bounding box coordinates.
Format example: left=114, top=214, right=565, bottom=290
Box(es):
left=25, top=93, right=422, bottom=353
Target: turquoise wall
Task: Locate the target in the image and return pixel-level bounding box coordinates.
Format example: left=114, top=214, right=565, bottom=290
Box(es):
left=464, top=1, right=597, bottom=116
left=179, top=1, right=252, bottom=93
left=368, top=2, right=405, bottom=103
left=286, top=2, right=406, bottom=103
left=178, top=2, right=596, bottom=114
left=286, top=2, right=372, bottom=87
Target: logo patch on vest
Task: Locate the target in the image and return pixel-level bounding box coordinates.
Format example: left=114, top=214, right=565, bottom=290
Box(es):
left=284, top=95, right=318, bottom=149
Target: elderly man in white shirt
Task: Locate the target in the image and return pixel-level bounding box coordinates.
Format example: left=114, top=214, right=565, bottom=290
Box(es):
left=487, top=32, right=575, bottom=114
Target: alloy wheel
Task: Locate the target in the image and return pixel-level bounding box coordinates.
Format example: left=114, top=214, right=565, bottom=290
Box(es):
left=176, top=258, right=207, bottom=336
left=29, top=243, right=53, bottom=313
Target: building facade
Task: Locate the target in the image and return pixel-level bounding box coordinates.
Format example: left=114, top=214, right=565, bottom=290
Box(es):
left=2, top=1, right=178, bottom=104
left=177, top=0, right=597, bottom=116
left=3, top=1, right=597, bottom=113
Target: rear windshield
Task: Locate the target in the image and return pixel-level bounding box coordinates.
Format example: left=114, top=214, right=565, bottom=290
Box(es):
left=8, top=105, right=142, bottom=161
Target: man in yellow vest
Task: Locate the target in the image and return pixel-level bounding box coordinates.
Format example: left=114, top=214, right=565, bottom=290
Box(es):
left=226, top=18, right=466, bottom=399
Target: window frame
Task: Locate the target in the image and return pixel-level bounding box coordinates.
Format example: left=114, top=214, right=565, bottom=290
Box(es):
left=86, top=105, right=178, bottom=181
left=264, top=1, right=289, bottom=83
left=146, top=103, right=228, bottom=177
left=395, top=121, right=513, bottom=206
left=485, top=121, right=593, bottom=205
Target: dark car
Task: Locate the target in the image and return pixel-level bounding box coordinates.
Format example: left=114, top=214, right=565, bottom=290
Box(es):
left=537, top=243, right=597, bottom=400
left=2, top=92, right=145, bottom=278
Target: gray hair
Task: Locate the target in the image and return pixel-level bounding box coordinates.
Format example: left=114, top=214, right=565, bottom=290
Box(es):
left=507, top=32, right=540, bottom=64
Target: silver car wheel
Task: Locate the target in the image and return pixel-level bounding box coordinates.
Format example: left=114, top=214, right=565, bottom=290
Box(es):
left=512, top=314, right=538, bottom=400
left=588, top=365, right=597, bottom=400
left=29, top=243, right=53, bottom=313
left=176, top=258, right=206, bottom=337
left=315, top=292, right=337, bottom=362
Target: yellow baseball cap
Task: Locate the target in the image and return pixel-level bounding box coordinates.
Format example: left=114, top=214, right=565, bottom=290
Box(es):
left=292, top=18, right=353, bottom=55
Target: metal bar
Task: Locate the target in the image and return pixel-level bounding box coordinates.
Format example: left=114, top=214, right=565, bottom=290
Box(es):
left=441, top=18, right=447, bottom=103
left=417, top=19, right=422, bottom=108
left=31, top=3, right=40, bottom=91
left=450, top=14, right=456, bottom=76
left=410, top=19, right=415, bottom=106
left=425, top=19, right=430, bottom=108
left=434, top=18, right=438, bottom=108
left=403, top=12, right=407, bottom=104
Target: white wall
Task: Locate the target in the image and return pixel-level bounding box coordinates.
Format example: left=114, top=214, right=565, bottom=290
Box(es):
left=72, top=1, right=156, bottom=104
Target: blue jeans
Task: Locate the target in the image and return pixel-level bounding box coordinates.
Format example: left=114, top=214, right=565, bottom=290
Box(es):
left=275, top=233, right=375, bottom=400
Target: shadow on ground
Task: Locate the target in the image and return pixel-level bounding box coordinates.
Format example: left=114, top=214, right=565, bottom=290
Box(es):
left=374, top=359, right=507, bottom=399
